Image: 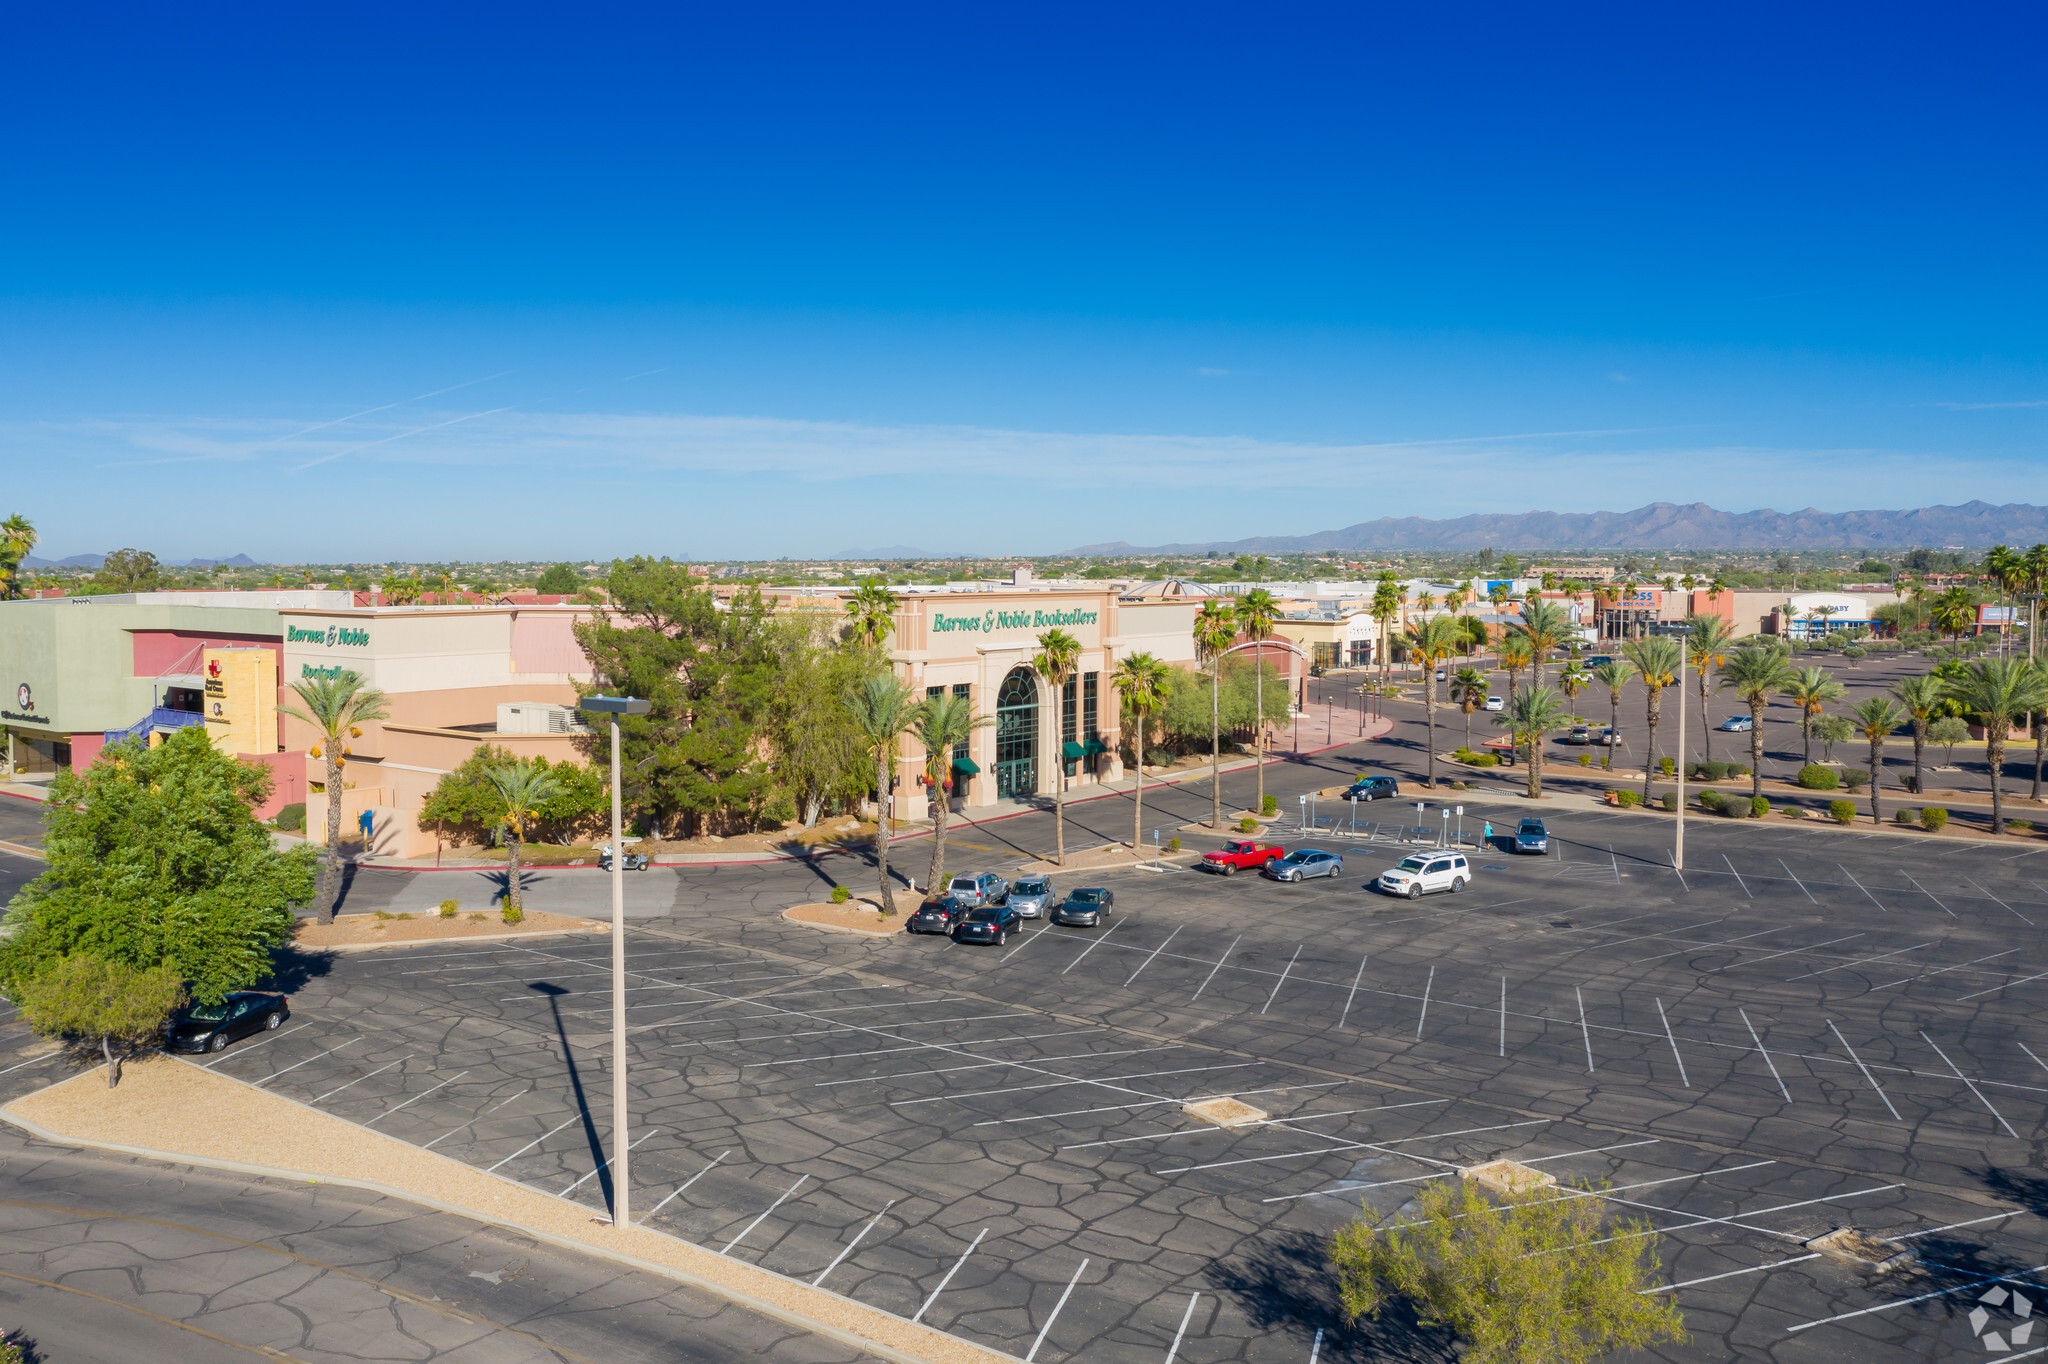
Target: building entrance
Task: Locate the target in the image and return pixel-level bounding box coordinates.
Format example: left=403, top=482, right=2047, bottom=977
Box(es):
left=994, top=667, right=1038, bottom=799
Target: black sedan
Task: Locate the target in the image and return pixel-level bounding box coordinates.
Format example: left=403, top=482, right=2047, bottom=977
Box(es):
left=164, top=992, right=290, bottom=1054
left=1051, top=887, right=1115, bottom=927
left=954, top=903, right=1021, bottom=945
left=908, top=895, right=972, bottom=935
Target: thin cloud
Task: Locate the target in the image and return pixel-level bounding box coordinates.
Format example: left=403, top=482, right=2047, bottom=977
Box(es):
left=1934, top=399, right=2048, bottom=410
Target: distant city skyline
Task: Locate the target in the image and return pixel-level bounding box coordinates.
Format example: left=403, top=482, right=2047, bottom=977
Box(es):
left=4, top=6, right=2045, bottom=559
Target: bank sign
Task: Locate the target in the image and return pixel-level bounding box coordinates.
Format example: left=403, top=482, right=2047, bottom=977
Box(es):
left=287, top=624, right=370, bottom=648
left=931, top=606, right=1100, bottom=636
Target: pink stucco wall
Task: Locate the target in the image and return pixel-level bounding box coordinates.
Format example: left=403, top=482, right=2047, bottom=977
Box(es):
left=511, top=610, right=597, bottom=675
left=238, top=750, right=307, bottom=822
left=69, top=732, right=104, bottom=771
left=131, top=630, right=283, bottom=677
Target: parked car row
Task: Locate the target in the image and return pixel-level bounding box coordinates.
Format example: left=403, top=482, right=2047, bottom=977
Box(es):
left=912, top=875, right=1117, bottom=943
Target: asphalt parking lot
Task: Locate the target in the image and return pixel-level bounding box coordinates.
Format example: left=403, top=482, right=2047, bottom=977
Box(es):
left=176, top=791, right=2048, bottom=1364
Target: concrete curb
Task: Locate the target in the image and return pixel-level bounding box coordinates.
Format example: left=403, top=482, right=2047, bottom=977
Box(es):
left=296, top=923, right=611, bottom=953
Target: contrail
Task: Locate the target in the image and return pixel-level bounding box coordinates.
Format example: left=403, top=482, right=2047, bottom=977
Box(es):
left=292, top=406, right=516, bottom=471
left=267, top=369, right=517, bottom=445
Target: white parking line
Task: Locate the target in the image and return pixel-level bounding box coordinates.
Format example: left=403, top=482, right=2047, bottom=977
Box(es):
left=1060, top=923, right=1120, bottom=976
left=199, top=1021, right=311, bottom=1066
left=1959, top=967, right=2048, bottom=1002
left=563, top=1128, right=658, bottom=1196
left=813, top=1199, right=896, bottom=1287
left=1901, top=871, right=1956, bottom=918
left=682, top=1012, right=1034, bottom=1050
left=484, top=1110, right=589, bottom=1172
left=1057, top=1099, right=1448, bottom=1150
left=816, top=1044, right=1177, bottom=1088
left=1966, top=876, right=2035, bottom=925
left=1498, top=976, right=1506, bottom=1057
left=1777, top=859, right=1817, bottom=904
left=972, top=1081, right=1346, bottom=1127
left=1921, top=1032, right=2019, bottom=1138
left=2022, top=1043, right=2048, bottom=1078
left=1339, top=954, right=1368, bottom=1031
left=0, top=1052, right=60, bottom=1078
left=893, top=1062, right=1258, bottom=1107
left=1124, top=925, right=1183, bottom=988
left=721, top=1174, right=810, bottom=1255
left=1265, top=945, right=1304, bottom=1016
left=1728, top=932, right=1867, bottom=968
left=1892, top=1210, right=2030, bottom=1240
left=910, top=1226, right=987, bottom=1323
left=1155, top=1118, right=1550, bottom=1175
left=1163, top=1292, right=1200, bottom=1364
left=1723, top=855, right=1753, bottom=899
left=310, top=1058, right=407, bottom=1104
left=1785, top=1260, right=2048, bottom=1332
left=1656, top=998, right=1689, bottom=1088
left=1025, top=1257, right=1090, bottom=1363
left=420, top=1081, right=524, bottom=1146
left=1413, top=964, right=1434, bottom=1040
left=1838, top=863, right=1886, bottom=911
left=751, top=1027, right=1098, bottom=1069
left=1872, top=948, right=2024, bottom=992
left=253, top=1037, right=360, bottom=1087
left=1190, top=935, right=1241, bottom=1001
left=1738, top=1010, right=1791, bottom=1103
left=1642, top=1253, right=1822, bottom=1294
left=1575, top=986, right=1595, bottom=1073
left=364, top=1070, right=471, bottom=1128
left=1784, top=941, right=1935, bottom=982
left=642, top=1150, right=730, bottom=1222
left=999, top=925, right=1054, bottom=965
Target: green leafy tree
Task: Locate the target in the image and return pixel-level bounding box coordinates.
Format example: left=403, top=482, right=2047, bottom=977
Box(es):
left=1235, top=589, right=1282, bottom=811
left=1928, top=714, right=1970, bottom=766
left=13, top=955, right=186, bottom=1087
left=1783, top=666, right=1846, bottom=767
left=843, top=578, right=900, bottom=650
left=1945, top=658, right=2048, bottom=833
left=1850, top=697, right=1906, bottom=825
left=1032, top=628, right=1084, bottom=864
left=910, top=690, right=992, bottom=893
left=1813, top=713, right=1854, bottom=763
left=535, top=562, right=581, bottom=595
left=1330, top=1176, right=1684, bottom=1364
left=1620, top=637, right=1682, bottom=803
left=1684, top=613, right=1737, bottom=760
left=1404, top=615, right=1464, bottom=788
left=1113, top=651, right=1171, bottom=852
left=845, top=671, right=921, bottom=914
left=1590, top=660, right=1636, bottom=773
left=280, top=669, right=391, bottom=922
left=1891, top=672, right=1947, bottom=796
left=571, top=558, right=781, bottom=837
left=0, top=728, right=314, bottom=1005
left=94, top=547, right=162, bottom=593
left=769, top=607, right=873, bottom=828
left=485, top=759, right=562, bottom=919
left=417, top=746, right=604, bottom=845
left=1717, top=643, right=1796, bottom=798
left=1192, top=601, right=1238, bottom=829
left=1496, top=685, right=1570, bottom=799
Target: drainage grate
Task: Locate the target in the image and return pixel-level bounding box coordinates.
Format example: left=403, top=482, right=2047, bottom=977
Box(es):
left=1460, top=1160, right=1557, bottom=1196
left=1182, top=1098, right=1268, bottom=1128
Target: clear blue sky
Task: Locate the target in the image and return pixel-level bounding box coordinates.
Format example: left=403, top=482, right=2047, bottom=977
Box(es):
left=5, top=3, right=2044, bottom=561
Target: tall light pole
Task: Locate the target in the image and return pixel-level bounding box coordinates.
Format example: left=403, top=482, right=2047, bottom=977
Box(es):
left=578, top=694, right=651, bottom=1228
left=1674, top=636, right=1686, bottom=872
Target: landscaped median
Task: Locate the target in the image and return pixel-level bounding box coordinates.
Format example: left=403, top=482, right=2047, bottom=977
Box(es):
left=1, top=1058, right=1010, bottom=1364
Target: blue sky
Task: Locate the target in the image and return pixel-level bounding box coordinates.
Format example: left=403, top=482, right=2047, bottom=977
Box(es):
left=4, top=3, right=2045, bottom=561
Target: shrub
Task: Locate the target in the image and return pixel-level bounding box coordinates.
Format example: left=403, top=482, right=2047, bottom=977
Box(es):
left=1661, top=792, right=1678, bottom=811
left=1841, top=769, right=1870, bottom=790
left=1145, top=747, right=1174, bottom=768
left=1614, top=789, right=1642, bottom=808
left=439, top=898, right=459, bottom=918
left=1828, top=800, right=1858, bottom=825
left=1896, top=807, right=1918, bottom=825
left=1578, top=753, right=1592, bottom=767
left=1751, top=796, right=1771, bottom=818
left=829, top=885, right=851, bottom=903
left=1658, top=756, right=1675, bottom=777
left=1261, top=795, right=1278, bottom=816
left=1920, top=806, right=1948, bottom=832
left=1796, top=765, right=1840, bottom=790
left=1727, top=764, right=1750, bottom=779
left=1699, top=789, right=1725, bottom=813
left=2008, top=819, right=2034, bottom=833
left=275, top=801, right=307, bottom=831
left=1842, top=646, right=1866, bottom=659
left=1783, top=805, right=1807, bottom=818
left=1473, top=754, right=1500, bottom=767
left=1238, top=816, right=1259, bottom=833
left=502, top=902, right=524, bottom=925
left=1900, top=774, right=1919, bottom=794
left=467, top=911, right=486, bottom=922
left=1168, top=836, right=1181, bottom=852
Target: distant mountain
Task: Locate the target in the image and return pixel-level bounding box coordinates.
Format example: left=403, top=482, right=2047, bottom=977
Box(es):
left=830, top=545, right=952, bottom=559
left=185, top=554, right=259, bottom=567
left=1070, top=501, right=2048, bottom=555
left=20, top=553, right=106, bottom=569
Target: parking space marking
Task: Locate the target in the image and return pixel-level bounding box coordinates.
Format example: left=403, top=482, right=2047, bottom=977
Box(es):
left=1785, top=942, right=1935, bottom=982
left=1777, top=859, right=1818, bottom=905
left=310, top=1058, right=407, bottom=1104
left=812, top=1198, right=895, bottom=1287
left=1190, top=935, right=1241, bottom=1001
left=817, top=1044, right=1179, bottom=1089
left=563, top=1127, right=658, bottom=1196
left=1966, top=876, right=2035, bottom=925
left=910, top=1226, right=986, bottom=1323
left=1498, top=976, right=1506, bottom=1057
left=1156, top=1118, right=1550, bottom=1175
left=999, top=925, right=1054, bottom=964
left=1263, top=945, right=1304, bottom=1017
left=1413, top=964, right=1434, bottom=1039
left=678, top=1012, right=1035, bottom=1050
left=1655, top=998, right=1689, bottom=1088
left=1644, top=1253, right=1822, bottom=1294
left=1060, top=922, right=1120, bottom=975
left=1575, top=986, right=1595, bottom=1073
left=1836, top=863, right=1886, bottom=911
left=1872, top=948, right=2024, bottom=992
left=1785, top=1259, right=2048, bottom=1333
left=973, top=1081, right=1346, bottom=1128
left=1594, top=917, right=1726, bottom=951
left=0, top=1052, right=60, bottom=1078
left=421, top=1082, right=527, bottom=1147
left=1901, top=871, right=1956, bottom=918
left=1959, top=967, right=2048, bottom=1002
left=1339, top=954, right=1368, bottom=1031
left=364, top=1070, right=471, bottom=1128
left=1892, top=1210, right=2030, bottom=1240
left=642, top=1150, right=730, bottom=1222
left=1721, top=855, right=1754, bottom=899
left=1630, top=923, right=1795, bottom=965
left=1058, top=1098, right=1448, bottom=1151
left=200, top=1021, right=312, bottom=1067
left=1826, top=1021, right=1903, bottom=1121
left=1163, top=1292, right=1200, bottom=1364
left=1125, top=924, right=1183, bottom=988
left=721, top=1174, right=810, bottom=1255
left=1738, top=1010, right=1791, bottom=1103
left=894, top=1062, right=1259, bottom=1107
left=1668, top=850, right=1688, bottom=893
left=1921, top=1032, right=2020, bottom=1138
left=2022, top=1043, right=2048, bottom=1078
left=484, top=1110, right=589, bottom=1172
left=1024, top=1257, right=1089, bottom=1364
left=753, top=1026, right=1098, bottom=1070
left=252, top=1037, right=360, bottom=1087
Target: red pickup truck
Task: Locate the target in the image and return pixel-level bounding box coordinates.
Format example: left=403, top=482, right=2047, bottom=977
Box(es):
left=1201, top=839, right=1286, bottom=876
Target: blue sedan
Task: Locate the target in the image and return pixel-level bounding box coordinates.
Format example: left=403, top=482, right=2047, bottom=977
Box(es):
left=1265, top=849, right=1343, bottom=882
left=1512, top=818, right=1550, bottom=855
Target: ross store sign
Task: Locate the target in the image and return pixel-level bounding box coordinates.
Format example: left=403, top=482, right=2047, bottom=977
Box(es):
left=3, top=681, right=50, bottom=724
left=931, top=606, right=1100, bottom=636
left=286, top=624, right=370, bottom=647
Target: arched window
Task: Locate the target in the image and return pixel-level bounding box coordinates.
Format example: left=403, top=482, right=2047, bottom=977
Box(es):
left=994, top=667, right=1039, bottom=799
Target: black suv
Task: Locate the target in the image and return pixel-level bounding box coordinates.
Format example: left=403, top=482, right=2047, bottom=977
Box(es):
left=909, top=895, right=972, bottom=935
left=954, top=903, right=1021, bottom=945
left=164, top=992, right=290, bottom=1054
left=1343, top=775, right=1401, bottom=802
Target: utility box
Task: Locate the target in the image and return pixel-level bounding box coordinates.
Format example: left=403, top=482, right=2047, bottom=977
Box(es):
left=497, top=702, right=584, bottom=734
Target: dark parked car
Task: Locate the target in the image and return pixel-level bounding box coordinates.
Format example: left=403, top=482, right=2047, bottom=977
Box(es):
left=909, top=895, right=972, bottom=934
left=1513, top=818, right=1550, bottom=855
left=1052, top=887, right=1115, bottom=927
left=164, top=992, right=290, bottom=1054
left=1342, top=775, right=1401, bottom=802
left=954, top=903, right=1022, bottom=945
left=1266, top=849, right=1343, bottom=882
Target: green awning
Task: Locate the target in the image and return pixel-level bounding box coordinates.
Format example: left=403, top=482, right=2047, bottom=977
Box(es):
left=1083, top=739, right=1109, bottom=755
left=952, top=757, right=981, bottom=775
left=1062, top=741, right=1089, bottom=759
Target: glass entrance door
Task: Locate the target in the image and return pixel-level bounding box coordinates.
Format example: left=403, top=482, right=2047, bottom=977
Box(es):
left=994, top=667, right=1038, bottom=798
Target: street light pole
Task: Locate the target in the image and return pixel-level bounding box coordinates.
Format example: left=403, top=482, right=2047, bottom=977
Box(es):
left=1675, top=636, right=1686, bottom=872
left=578, top=694, right=651, bottom=1228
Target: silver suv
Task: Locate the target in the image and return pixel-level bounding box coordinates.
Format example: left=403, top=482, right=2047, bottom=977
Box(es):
left=1008, top=875, right=1053, bottom=918
left=945, top=872, right=1009, bottom=907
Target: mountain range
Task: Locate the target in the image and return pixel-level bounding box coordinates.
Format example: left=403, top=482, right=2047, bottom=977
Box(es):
left=1069, top=501, right=2048, bottom=556
left=20, top=552, right=259, bottom=569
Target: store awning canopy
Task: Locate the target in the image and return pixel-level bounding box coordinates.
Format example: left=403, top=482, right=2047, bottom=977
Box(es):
left=1061, top=741, right=1089, bottom=759
left=1084, top=738, right=1109, bottom=755
left=952, top=757, right=981, bottom=775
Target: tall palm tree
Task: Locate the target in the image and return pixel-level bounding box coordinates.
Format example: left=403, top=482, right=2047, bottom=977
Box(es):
left=0, top=513, right=37, bottom=599
left=845, top=671, right=921, bottom=913
left=844, top=578, right=900, bottom=650
left=1403, top=615, right=1463, bottom=788
left=1932, top=587, right=1976, bottom=641
left=1113, top=651, right=1171, bottom=852
left=910, top=691, right=992, bottom=894
left=1891, top=671, right=1948, bottom=799
left=280, top=669, right=391, bottom=923
left=1945, top=658, right=2048, bottom=834
left=485, top=759, right=562, bottom=920
left=1849, top=697, right=1906, bottom=826
left=1717, top=643, right=1796, bottom=799
left=1451, top=666, right=1487, bottom=749
left=1591, top=660, right=1637, bottom=773
left=1192, top=602, right=1239, bottom=830
left=1370, top=574, right=1401, bottom=702
left=1784, top=666, right=1846, bottom=766
left=1513, top=598, right=1573, bottom=690
left=1557, top=660, right=1591, bottom=716
left=1032, top=628, right=1083, bottom=865
left=1496, top=685, right=1570, bottom=800
left=1621, top=637, right=1682, bottom=802
left=1499, top=633, right=1533, bottom=701
left=1684, top=613, right=1737, bottom=760
left=1985, top=545, right=2022, bottom=658
left=1236, top=589, right=1281, bottom=812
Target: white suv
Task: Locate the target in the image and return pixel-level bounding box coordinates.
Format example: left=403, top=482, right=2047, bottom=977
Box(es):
left=1377, top=852, right=1471, bottom=899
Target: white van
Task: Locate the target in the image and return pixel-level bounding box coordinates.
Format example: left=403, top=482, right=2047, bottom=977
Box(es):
left=1376, top=852, right=1471, bottom=899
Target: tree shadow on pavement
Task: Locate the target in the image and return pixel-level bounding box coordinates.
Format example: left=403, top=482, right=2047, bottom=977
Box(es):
left=1201, top=1227, right=1453, bottom=1362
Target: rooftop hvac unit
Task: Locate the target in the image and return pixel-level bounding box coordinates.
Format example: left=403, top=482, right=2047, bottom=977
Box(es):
left=497, top=702, right=585, bottom=735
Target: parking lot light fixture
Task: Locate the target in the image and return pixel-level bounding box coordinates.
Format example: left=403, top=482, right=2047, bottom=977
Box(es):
left=577, top=694, right=651, bottom=1228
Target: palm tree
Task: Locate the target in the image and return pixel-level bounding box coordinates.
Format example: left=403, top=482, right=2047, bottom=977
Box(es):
left=1032, top=628, right=1083, bottom=865
left=1784, top=667, right=1846, bottom=766
left=1113, top=651, right=1171, bottom=852
left=1451, top=666, right=1487, bottom=749
left=1985, top=545, right=2022, bottom=658
left=910, top=691, right=992, bottom=894
left=1932, top=586, right=1976, bottom=641
left=1496, top=685, right=1570, bottom=799
left=485, top=758, right=562, bottom=920
left=845, top=671, right=921, bottom=913
left=1499, top=633, right=1533, bottom=700
left=1684, top=613, right=1737, bottom=760
left=280, top=669, right=392, bottom=923
left=1891, top=671, right=1947, bottom=798
left=1236, top=589, right=1281, bottom=812
left=1370, top=574, right=1401, bottom=701
left=0, top=513, right=37, bottom=599
left=1591, top=660, right=1637, bottom=773
left=1945, top=658, right=2048, bottom=834
left=1403, top=615, right=1463, bottom=788
left=1621, top=637, right=1682, bottom=803
left=1514, top=598, right=1573, bottom=690
left=844, top=578, right=900, bottom=650
left=1850, top=697, right=1906, bottom=826
left=1192, top=602, right=1239, bottom=830
left=1717, top=643, right=1796, bottom=799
